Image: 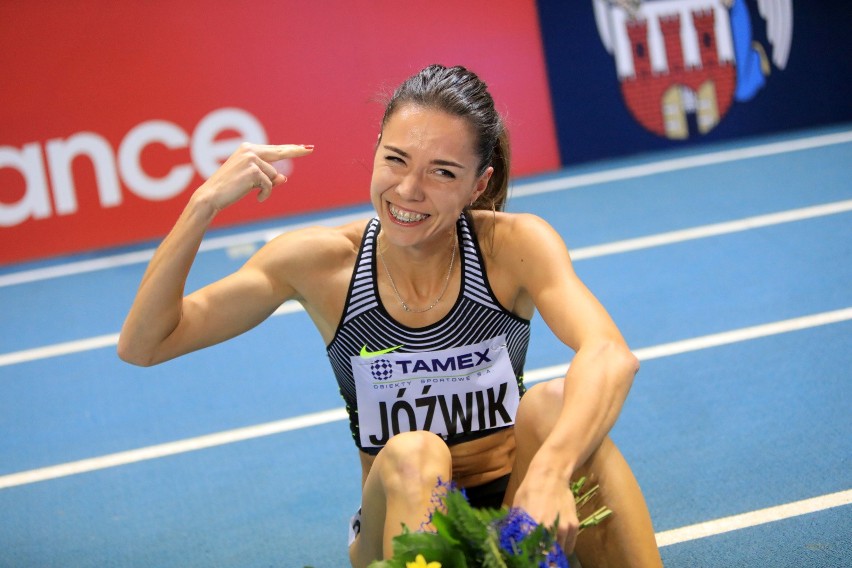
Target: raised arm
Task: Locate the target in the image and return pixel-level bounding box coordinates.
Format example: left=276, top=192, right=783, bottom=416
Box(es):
left=117, top=143, right=313, bottom=367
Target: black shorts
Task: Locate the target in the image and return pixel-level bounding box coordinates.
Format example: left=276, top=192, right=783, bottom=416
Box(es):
left=463, top=473, right=511, bottom=510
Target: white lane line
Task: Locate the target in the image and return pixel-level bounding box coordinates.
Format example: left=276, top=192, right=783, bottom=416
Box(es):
left=0, top=333, right=121, bottom=368
left=512, top=129, right=852, bottom=198
left=0, top=304, right=304, bottom=368
left=655, top=489, right=852, bottom=547
left=521, top=307, right=852, bottom=384
left=1, top=307, right=849, bottom=489
left=0, top=408, right=349, bottom=490
left=570, top=199, right=852, bottom=260
left=2, top=129, right=849, bottom=289
left=3, top=199, right=851, bottom=369
left=0, top=210, right=371, bottom=288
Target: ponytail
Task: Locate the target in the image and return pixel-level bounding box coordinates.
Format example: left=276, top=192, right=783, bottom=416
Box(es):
left=470, top=128, right=510, bottom=213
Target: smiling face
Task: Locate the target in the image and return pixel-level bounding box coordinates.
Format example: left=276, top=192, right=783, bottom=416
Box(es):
left=371, top=104, right=492, bottom=249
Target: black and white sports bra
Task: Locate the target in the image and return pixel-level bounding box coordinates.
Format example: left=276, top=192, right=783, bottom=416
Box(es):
left=326, top=213, right=531, bottom=454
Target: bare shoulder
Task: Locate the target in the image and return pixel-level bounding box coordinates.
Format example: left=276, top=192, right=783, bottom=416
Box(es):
left=247, top=218, right=368, bottom=299
left=468, top=211, right=571, bottom=318
left=257, top=218, right=364, bottom=260
left=470, top=210, right=566, bottom=265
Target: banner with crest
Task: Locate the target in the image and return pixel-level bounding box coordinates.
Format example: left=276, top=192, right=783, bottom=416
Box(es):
left=538, top=0, right=852, bottom=164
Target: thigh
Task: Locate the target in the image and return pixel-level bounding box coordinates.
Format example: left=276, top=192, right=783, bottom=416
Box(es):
left=571, top=437, right=661, bottom=567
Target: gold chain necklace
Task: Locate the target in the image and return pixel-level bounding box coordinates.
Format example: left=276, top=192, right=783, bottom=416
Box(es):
left=378, top=232, right=456, bottom=313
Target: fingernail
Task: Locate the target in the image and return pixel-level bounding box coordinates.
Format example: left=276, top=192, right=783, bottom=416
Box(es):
left=302, top=144, right=315, bottom=150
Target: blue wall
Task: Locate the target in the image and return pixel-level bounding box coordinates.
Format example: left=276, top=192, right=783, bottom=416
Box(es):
left=537, top=0, right=852, bottom=165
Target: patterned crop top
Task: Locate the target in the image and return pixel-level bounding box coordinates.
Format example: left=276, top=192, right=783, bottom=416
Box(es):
left=326, top=213, right=531, bottom=454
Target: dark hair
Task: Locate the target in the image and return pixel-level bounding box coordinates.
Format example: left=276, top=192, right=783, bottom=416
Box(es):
left=380, top=64, right=510, bottom=212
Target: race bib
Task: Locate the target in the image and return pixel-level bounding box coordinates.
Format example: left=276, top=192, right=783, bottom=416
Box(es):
left=352, top=335, right=519, bottom=450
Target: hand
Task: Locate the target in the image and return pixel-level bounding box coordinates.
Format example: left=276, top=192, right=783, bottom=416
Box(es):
left=195, top=142, right=314, bottom=212
left=512, top=466, right=580, bottom=553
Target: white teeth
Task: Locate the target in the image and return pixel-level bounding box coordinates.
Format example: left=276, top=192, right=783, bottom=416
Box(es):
left=389, top=203, right=429, bottom=223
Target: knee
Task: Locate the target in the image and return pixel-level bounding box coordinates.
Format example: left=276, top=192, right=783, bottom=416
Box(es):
left=379, top=431, right=451, bottom=488
left=515, top=380, right=563, bottom=442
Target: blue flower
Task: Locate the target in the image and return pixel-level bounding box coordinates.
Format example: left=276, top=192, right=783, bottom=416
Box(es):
left=541, top=545, right=570, bottom=568
left=497, top=508, right=538, bottom=553
left=495, top=507, right=570, bottom=568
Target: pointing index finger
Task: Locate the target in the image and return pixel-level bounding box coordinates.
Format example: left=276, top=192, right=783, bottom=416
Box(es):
left=255, top=144, right=315, bottom=161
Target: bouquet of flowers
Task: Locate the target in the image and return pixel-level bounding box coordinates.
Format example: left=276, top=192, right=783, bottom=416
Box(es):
left=367, top=477, right=611, bottom=568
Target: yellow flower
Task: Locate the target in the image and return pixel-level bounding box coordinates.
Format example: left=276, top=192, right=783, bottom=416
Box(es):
left=405, top=553, right=441, bottom=568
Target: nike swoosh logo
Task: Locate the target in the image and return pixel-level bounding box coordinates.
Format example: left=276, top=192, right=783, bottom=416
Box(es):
left=359, top=344, right=403, bottom=358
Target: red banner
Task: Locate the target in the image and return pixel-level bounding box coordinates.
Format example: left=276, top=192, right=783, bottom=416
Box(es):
left=0, top=2, right=559, bottom=265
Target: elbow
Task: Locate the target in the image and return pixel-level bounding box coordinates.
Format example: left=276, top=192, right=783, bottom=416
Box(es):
left=621, top=344, right=640, bottom=378
left=625, top=350, right=640, bottom=388
left=116, top=334, right=156, bottom=367
left=597, top=339, right=639, bottom=392
left=618, top=344, right=640, bottom=392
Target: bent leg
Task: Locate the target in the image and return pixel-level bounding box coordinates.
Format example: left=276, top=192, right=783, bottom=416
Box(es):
left=505, top=380, right=662, bottom=568
left=349, top=431, right=452, bottom=568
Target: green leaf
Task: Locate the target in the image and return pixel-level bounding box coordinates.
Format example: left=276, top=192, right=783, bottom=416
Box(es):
left=429, top=513, right=462, bottom=547
left=384, top=530, right=469, bottom=567
left=365, top=561, right=397, bottom=568
left=428, top=490, right=490, bottom=560
left=480, top=533, right=510, bottom=568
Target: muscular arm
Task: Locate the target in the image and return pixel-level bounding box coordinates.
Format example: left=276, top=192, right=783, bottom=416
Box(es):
left=500, top=214, right=638, bottom=539
left=520, top=216, right=638, bottom=476
left=117, top=143, right=313, bottom=366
